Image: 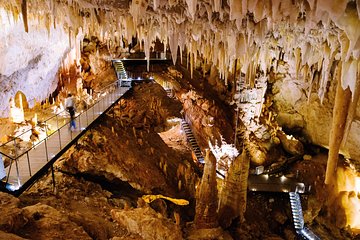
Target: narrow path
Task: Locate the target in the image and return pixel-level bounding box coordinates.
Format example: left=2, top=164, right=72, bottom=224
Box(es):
left=0, top=81, right=130, bottom=195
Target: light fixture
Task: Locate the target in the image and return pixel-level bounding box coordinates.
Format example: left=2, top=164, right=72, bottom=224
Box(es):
left=7, top=183, right=21, bottom=191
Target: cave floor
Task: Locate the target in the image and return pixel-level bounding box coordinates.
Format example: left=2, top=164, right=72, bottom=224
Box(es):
left=0, top=80, right=358, bottom=239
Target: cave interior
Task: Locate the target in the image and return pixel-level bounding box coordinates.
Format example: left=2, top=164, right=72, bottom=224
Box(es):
left=0, top=0, right=360, bottom=239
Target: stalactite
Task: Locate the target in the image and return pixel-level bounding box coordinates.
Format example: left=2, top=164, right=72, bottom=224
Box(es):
left=218, top=149, right=249, bottom=228
left=144, top=34, right=150, bottom=72
left=229, top=0, right=242, bottom=21
left=341, top=59, right=358, bottom=99
left=169, top=31, right=179, bottom=65
left=318, top=43, right=333, bottom=103
left=190, top=52, right=194, bottom=79
left=68, top=28, right=72, bottom=49
left=21, top=0, right=28, bottom=32
left=194, top=149, right=219, bottom=229
left=325, top=63, right=352, bottom=185
left=213, top=0, right=221, bottom=12
left=185, top=0, right=197, bottom=20
left=342, top=62, right=360, bottom=146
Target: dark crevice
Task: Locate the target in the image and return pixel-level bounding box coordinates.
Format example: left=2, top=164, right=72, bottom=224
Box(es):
left=57, top=169, right=142, bottom=201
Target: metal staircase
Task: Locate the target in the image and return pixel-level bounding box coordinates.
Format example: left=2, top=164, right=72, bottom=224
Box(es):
left=112, top=60, right=131, bottom=87
left=289, top=192, right=305, bottom=230
left=180, top=119, right=204, bottom=164
left=289, top=192, right=320, bottom=240
left=112, top=60, right=127, bottom=79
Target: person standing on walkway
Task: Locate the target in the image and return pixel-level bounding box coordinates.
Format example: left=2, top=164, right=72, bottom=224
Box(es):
left=65, top=93, right=76, bottom=131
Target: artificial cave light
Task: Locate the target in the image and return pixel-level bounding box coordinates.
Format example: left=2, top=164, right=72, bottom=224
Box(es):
left=337, top=167, right=360, bottom=231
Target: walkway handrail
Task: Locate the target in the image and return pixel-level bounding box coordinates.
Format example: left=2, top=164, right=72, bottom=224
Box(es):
left=1, top=78, right=125, bottom=189
left=0, top=79, right=121, bottom=158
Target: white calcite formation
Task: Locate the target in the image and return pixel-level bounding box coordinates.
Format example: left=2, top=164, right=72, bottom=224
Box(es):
left=0, top=1, right=358, bottom=103
left=0, top=7, right=70, bottom=117
left=0, top=1, right=358, bottom=90
left=0, top=1, right=360, bottom=180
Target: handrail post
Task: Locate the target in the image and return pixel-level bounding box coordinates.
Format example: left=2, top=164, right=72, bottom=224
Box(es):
left=51, top=164, right=56, bottom=193
left=13, top=139, right=21, bottom=187
left=26, top=152, right=31, bottom=176
left=86, top=104, right=89, bottom=125
left=56, top=115, right=62, bottom=149
left=93, top=102, right=95, bottom=118
left=44, top=138, right=49, bottom=162
left=78, top=113, right=81, bottom=131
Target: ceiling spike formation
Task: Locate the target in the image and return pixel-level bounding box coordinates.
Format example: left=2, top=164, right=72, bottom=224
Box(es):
left=0, top=0, right=359, bottom=98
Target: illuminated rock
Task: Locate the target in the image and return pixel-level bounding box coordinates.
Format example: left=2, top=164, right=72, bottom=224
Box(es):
left=9, top=97, right=24, bottom=124
left=111, top=206, right=183, bottom=240
left=218, top=150, right=249, bottom=228
left=194, top=149, right=219, bottom=229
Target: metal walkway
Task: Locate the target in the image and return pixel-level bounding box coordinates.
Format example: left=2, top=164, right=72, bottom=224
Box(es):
left=180, top=118, right=319, bottom=239
left=289, top=192, right=321, bottom=240
left=0, top=80, right=130, bottom=195
left=180, top=119, right=204, bottom=164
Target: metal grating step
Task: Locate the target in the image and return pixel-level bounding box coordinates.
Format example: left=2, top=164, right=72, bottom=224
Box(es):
left=289, top=192, right=320, bottom=240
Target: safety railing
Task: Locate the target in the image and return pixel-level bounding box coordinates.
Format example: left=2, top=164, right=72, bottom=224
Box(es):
left=0, top=79, right=129, bottom=190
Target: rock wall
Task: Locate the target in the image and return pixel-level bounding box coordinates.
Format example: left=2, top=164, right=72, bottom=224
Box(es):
left=0, top=13, right=69, bottom=117
left=272, top=61, right=360, bottom=161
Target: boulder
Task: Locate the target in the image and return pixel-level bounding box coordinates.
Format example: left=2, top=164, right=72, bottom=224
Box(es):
left=0, top=192, right=27, bottom=232
left=111, top=206, right=183, bottom=240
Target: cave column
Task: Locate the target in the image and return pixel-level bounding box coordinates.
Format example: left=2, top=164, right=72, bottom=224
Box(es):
left=325, top=62, right=352, bottom=185
left=218, top=149, right=249, bottom=228
left=194, top=149, right=219, bottom=229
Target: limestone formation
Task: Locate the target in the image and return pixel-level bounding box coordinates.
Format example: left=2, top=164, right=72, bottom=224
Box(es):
left=1, top=0, right=360, bottom=238
left=218, top=149, right=250, bottom=228
left=194, top=149, right=219, bottom=229
left=325, top=64, right=352, bottom=185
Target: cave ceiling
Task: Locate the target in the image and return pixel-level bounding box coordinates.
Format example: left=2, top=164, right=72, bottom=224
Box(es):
left=1, top=0, right=359, bottom=87
left=0, top=0, right=360, bottom=135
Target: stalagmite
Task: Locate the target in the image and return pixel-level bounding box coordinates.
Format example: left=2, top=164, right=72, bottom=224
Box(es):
left=218, top=149, right=249, bottom=228
left=325, top=63, right=352, bottom=185
left=194, top=149, right=219, bottom=229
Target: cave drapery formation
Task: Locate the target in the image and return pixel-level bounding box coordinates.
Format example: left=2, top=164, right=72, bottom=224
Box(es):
left=1, top=0, right=360, bottom=237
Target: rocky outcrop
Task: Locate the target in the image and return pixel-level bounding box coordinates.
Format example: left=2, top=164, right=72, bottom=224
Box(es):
left=0, top=192, right=27, bottom=233
left=58, top=82, right=197, bottom=198
left=21, top=203, right=91, bottom=240
left=0, top=231, right=27, bottom=240
left=111, top=206, right=183, bottom=240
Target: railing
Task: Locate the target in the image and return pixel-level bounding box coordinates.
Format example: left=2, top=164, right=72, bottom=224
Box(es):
left=0, top=79, right=129, bottom=191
